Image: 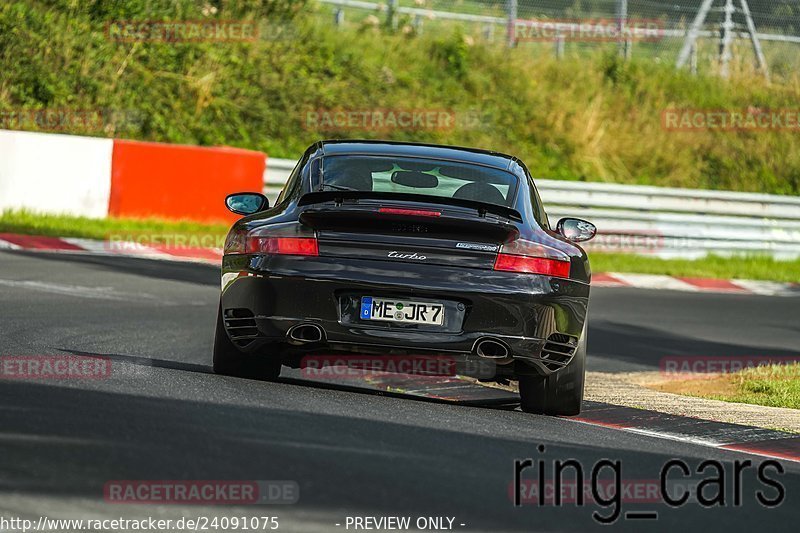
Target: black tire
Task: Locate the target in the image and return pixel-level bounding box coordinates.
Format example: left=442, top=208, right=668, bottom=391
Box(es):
left=518, top=323, right=587, bottom=416
left=212, top=304, right=282, bottom=380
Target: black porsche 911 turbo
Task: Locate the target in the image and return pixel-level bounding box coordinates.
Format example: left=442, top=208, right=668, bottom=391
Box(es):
left=214, top=140, right=596, bottom=415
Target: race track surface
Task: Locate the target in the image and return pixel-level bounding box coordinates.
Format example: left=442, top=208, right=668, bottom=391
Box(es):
left=1, top=250, right=798, bottom=532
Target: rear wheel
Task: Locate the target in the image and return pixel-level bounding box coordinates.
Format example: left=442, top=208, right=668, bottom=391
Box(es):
left=518, top=323, right=587, bottom=416
left=213, top=303, right=282, bottom=380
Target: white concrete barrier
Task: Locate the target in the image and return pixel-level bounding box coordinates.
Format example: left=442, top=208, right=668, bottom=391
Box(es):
left=0, top=130, right=113, bottom=218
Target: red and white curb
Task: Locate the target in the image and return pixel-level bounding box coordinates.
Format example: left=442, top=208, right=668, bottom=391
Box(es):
left=593, top=272, right=799, bottom=297
left=573, top=402, right=800, bottom=464
left=1, top=233, right=797, bottom=296
left=0, top=233, right=221, bottom=265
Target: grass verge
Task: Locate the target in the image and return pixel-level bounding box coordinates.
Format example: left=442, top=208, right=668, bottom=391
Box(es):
left=2, top=210, right=799, bottom=282
left=0, top=210, right=227, bottom=241
left=590, top=252, right=800, bottom=284
left=654, top=364, right=800, bottom=410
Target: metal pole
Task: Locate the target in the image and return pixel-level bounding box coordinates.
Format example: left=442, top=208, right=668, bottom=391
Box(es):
left=483, top=23, right=494, bottom=43
left=555, top=32, right=565, bottom=59
left=506, top=0, right=518, bottom=48
left=677, top=0, right=715, bottom=68
left=387, top=0, right=398, bottom=30
left=690, top=42, right=698, bottom=74
left=739, top=0, right=769, bottom=79
left=616, top=0, right=628, bottom=58
left=334, top=8, right=344, bottom=27
left=719, top=0, right=735, bottom=78
left=413, top=14, right=423, bottom=35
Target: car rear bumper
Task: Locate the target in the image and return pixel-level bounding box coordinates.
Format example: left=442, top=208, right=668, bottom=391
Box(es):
left=220, top=254, right=590, bottom=374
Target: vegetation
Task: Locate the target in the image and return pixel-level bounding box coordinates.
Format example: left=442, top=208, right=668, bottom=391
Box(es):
left=656, top=363, right=800, bottom=410
left=0, top=0, right=799, bottom=195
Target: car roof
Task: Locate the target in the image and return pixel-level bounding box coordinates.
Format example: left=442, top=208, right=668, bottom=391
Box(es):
left=318, top=140, right=518, bottom=171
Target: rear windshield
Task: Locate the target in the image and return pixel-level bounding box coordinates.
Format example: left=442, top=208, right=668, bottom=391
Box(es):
left=320, top=155, right=519, bottom=208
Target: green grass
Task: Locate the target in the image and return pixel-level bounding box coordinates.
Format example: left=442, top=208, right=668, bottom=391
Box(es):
left=590, top=252, right=800, bottom=283
left=3, top=210, right=798, bottom=282
left=656, top=363, right=800, bottom=410
left=713, top=364, right=800, bottom=410
left=1, top=1, right=800, bottom=195
left=0, top=210, right=227, bottom=241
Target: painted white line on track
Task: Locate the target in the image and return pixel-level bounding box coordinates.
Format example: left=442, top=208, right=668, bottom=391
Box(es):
left=567, top=418, right=800, bottom=464
left=624, top=427, right=730, bottom=448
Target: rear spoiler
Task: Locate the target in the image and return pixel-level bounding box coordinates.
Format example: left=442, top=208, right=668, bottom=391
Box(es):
left=298, top=191, right=523, bottom=222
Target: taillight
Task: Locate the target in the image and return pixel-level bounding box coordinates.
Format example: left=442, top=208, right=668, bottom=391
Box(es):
left=246, top=237, right=318, bottom=256
left=224, top=228, right=318, bottom=256
left=494, top=254, right=570, bottom=277
left=493, top=240, right=571, bottom=278
left=378, top=207, right=441, bottom=217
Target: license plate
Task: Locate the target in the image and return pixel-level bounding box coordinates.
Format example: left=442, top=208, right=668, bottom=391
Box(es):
left=360, top=297, right=445, bottom=326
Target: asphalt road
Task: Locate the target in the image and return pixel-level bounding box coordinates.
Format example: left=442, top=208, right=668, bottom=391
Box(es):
left=0, top=250, right=798, bottom=532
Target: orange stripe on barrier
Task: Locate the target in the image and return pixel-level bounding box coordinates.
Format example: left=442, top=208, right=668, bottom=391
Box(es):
left=109, top=139, right=266, bottom=223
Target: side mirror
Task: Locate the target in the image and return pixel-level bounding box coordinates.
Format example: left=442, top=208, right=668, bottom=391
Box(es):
left=225, top=193, right=269, bottom=216
left=556, top=217, right=596, bottom=243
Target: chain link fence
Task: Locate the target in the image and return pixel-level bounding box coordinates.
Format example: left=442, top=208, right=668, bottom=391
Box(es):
left=317, top=0, right=800, bottom=78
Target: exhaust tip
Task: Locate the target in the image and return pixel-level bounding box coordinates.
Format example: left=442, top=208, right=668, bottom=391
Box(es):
left=288, top=324, right=324, bottom=344
left=475, top=338, right=509, bottom=359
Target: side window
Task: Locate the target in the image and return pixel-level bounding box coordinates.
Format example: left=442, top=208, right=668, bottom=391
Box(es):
left=513, top=161, right=549, bottom=229
left=275, top=154, right=309, bottom=205
left=529, top=181, right=550, bottom=229
left=306, top=157, right=322, bottom=192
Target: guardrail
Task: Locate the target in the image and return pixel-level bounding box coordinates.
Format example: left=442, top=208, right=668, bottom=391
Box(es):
left=264, top=157, right=800, bottom=259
